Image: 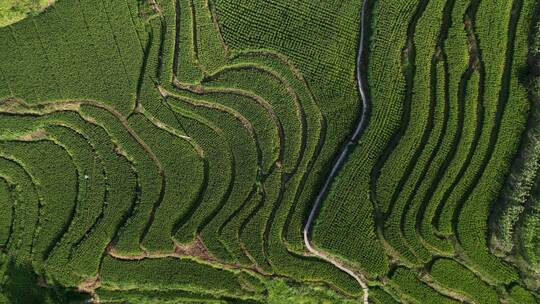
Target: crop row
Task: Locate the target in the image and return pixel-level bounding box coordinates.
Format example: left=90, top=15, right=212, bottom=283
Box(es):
left=417, top=0, right=471, bottom=256
left=47, top=111, right=137, bottom=284
left=312, top=0, right=421, bottom=278
left=0, top=101, right=250, bottom=298
left=158, top=0, right=292, bottom=270
left=380, top=0, right=448, bottom=266
left=79, top=105, right=163, bottom=257
left=0, top=178, right=13, bottom=250
left=453, top=0, right=533, bottom=284
left=430, top=258, right=498, bottom=304
left=0, top=0, right=145, bottom=114
left=375, top=0, right=443, bottom=213
left=170, top=108, right=234, bottom=247
left=406, top=60, right=453, bottom=257
left=213, top=0, right=359, bottom=91
left=0, top=139, right=78, bottom=266
left=369, top=287, right=400, bottom=304
left=95, top=288, right=227, bottom=303
left=207, top=3, right=361, bottom=283
left=388, top=267, right=458, bottom=304
left=99, top=256, right=265, bottom=301
left=202, top=66, right=303, bottom=172
left=6, top=0, right=516, bottom=300
left=153, top=0, right=361, bottom=294
left=0, top=108, right=136, bottom=285
left=0, top=0, right=371, bottom=300
left=0, top=156, right=43, bottom=302
left=175, top=0, right=204, bottom=84
left=172, top=84, right=279, bottom=174
left=507, top=285, right=539, bottom=304
left=173, top=0, right=306, bottom=277
left=129, top=113, right=204, bottom=253
left=226, top=51, right=325, bottom=251
left=0, top=156, right=39, bottom=262
left=431, top=69, right=480, bottom=236
left=166, top=92, right=259, bottom=264
left=0, top=114, right=83, bottom=269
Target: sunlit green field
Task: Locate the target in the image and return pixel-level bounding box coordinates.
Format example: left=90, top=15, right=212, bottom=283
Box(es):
left=0, top=0, right=539, bottom=303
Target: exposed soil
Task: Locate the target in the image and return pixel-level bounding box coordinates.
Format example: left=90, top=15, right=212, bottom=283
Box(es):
left=174, top=236, right=216, bottom=261
left=77, top=275, right=101, bottom=294
left=16, top=129, right=47, bottom=141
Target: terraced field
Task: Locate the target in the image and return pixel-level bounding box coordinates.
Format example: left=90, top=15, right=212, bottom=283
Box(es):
left=0, top=0, right=539, bottom=303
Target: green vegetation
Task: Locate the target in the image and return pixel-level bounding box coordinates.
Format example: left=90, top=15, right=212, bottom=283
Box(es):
left=430, top=258, right=499, bottom=304
left=0, top=0, right=53, bottom=27
left=508, top=284, right=539, bottom=304
left=0, top=178, right=13, bottom=248
left=1, top=0, right=539, bottom=302
left=489, top=2, right=540, bottom=290
left=388, top=267, right=457, bottom=304
left=264, top=279, right=358, bottom=304
left=100, top=256, right=262, bottom=300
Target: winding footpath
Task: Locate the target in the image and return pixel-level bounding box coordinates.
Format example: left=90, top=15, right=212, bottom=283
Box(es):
left=302, top=0, right=371, bottom=303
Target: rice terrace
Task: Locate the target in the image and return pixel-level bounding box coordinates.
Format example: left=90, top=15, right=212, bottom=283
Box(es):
left=0, top=0, right=539, bottom=302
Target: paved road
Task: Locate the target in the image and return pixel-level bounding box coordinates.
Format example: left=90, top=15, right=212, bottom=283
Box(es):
left=302, top=0, right=371, bottom=302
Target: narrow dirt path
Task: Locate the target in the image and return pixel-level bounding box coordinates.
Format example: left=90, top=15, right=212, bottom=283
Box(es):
left=303, top=231, right=369, bottom=303
left=302, top=0, right=371, bottom=303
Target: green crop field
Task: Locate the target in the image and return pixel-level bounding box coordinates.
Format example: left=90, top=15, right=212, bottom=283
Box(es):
left=0, top=0, right=539, bottom=303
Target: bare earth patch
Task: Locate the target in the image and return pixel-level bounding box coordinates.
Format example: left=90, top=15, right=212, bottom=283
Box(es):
left=78, top=275, right=101, bottom=294
left=16, top=129, right=46, bottom=141
left=174, top=236, right=216, bottom=262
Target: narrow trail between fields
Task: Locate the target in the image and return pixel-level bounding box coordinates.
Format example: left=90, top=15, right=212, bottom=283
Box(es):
left=302, top=0, right=371, bottom=303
